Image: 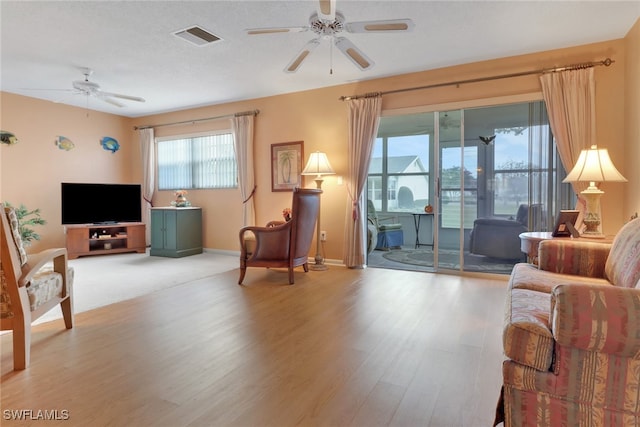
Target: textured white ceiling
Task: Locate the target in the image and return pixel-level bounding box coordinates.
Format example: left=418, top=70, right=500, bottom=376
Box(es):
left=1, top=0, right=638, bottom=118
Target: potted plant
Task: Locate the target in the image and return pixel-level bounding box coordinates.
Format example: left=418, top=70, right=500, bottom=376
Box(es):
left=3, top=202, right=46, bottom=245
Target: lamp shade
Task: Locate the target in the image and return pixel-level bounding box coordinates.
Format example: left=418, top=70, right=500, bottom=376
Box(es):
left=563, top=145, right=627, bottom=183
left=302, top=152, right=335, bottom=177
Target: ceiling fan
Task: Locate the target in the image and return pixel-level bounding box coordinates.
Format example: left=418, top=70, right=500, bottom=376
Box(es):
left=246, top=0, right=414, bottom=73
left=25, top=67, right=145, bottom=107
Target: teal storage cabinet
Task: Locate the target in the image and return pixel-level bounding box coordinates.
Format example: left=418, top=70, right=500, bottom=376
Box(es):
left=150, top=207, right=203, bottom=257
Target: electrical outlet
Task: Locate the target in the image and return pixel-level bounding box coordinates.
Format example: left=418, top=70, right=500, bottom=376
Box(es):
left=320, top=231, right=327, bottom=241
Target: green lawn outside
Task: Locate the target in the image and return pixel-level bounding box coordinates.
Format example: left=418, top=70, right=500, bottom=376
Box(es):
left=389, top=200, right=523, bottom=229
left=440, top=200, right=521, bottom=229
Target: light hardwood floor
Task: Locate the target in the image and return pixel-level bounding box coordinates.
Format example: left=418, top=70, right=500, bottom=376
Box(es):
left=1, top=260, right=508, bottom=426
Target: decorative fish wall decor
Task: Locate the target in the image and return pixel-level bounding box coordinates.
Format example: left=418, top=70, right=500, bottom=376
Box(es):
left=55, top=136, right=75, bottom=151
left=1, top=131, right=19, bottom=145
left=101, top=136, right=120, bottom=153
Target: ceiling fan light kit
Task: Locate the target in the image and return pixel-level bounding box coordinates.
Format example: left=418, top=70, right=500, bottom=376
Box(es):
left=247, top=0, right=413, bottom=74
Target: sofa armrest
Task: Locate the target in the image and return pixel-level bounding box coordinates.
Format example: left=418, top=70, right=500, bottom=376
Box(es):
left=539, top=239, right=611, bottom=278
left=503, top=288, right=556, bottom=372
left=551, top=283, right=640, bottom=357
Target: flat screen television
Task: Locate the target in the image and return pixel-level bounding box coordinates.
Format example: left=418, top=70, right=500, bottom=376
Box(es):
left=61, top=182, right=142, bottom=225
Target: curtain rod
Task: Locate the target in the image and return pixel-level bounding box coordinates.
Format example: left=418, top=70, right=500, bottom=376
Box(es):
left=133, top=109, right=260, bottom=130
left=339, top=58, right=614, bottom=101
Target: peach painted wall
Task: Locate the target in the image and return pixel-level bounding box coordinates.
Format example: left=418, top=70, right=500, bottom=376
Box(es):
left=127, top=85, right=350, bottom=259
left=2, top=34, right=637, bottom=260
left=1, top=93, right=132, bottom=252
left=129, top=38, right=632, bottom=257
left=625, top=18, right=640, bottom=219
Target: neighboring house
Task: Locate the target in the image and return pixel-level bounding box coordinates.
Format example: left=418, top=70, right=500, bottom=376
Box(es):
left=368, top=156, right=429, bottom=212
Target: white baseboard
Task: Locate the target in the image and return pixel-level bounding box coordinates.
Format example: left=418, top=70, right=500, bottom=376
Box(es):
left=203, top=248, right=238, bottom=257
left=203, top=248, right=345, bottom=267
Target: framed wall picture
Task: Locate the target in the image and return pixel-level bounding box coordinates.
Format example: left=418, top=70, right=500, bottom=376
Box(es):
left=552, top=209, right=581, bottom=237
left=271, top=141, right=303, bottom=192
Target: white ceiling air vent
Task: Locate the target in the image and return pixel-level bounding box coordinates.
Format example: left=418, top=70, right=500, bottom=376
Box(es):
left=173, top=26, right=222, bottom=46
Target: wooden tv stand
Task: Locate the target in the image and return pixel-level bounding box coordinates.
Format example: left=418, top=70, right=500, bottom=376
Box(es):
left=65, top=222, right=146, bottom=259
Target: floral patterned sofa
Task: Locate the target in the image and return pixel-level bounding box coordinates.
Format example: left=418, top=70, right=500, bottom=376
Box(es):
left=495, top=217, right=640, bottom=426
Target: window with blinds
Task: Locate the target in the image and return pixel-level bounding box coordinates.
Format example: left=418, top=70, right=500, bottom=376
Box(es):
left=157, top=132, right=237, bottom=190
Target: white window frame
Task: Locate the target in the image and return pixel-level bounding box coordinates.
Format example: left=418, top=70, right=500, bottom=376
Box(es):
left=156, top=130, right=237, bottom=190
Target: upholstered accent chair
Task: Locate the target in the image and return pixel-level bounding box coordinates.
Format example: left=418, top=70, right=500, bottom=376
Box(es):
left=1, top=206, right=74, bottom=370
left=366, top=221, right=378, bottom=255
left=469, top=204, right=544, bottom=260
left=238, top=188, right=321, bottom=285
left=495, top=217, right=640, bottom=426
left=367, top=199, right=404, bottom=251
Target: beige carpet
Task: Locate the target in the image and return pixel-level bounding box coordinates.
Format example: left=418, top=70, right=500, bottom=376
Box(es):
left=35, top=249, right=238, bottom=325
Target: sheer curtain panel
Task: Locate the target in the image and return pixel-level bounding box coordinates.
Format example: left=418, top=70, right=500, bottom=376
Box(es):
left=138, top=127, right=155, bottom=245
left=232, top=114, right=256, bottom=227
left=343, top=95, right=382, bottom=268
left=540, top=68, right=596, bottom=217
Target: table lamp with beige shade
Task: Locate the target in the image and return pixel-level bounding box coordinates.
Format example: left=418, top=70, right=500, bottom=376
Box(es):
left=562, top=145, right=627, bottom=238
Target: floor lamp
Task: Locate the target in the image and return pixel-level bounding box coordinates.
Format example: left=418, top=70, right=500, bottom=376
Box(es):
left=302, top=151, right=335, bottom=270
left=563, top=145, right=627, bottom=238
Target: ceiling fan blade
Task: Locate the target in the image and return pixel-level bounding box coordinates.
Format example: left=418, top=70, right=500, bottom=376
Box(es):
left=99, top=91, right=146, bottom=103
left=346, top=18, right=414, bottom=33
left=317, top=0, right=336, bottom=21
left=246, top=26, right=309, bottom=35
left=95, top=94, right=125, bottom=108
left=334, top=37, right=374, bottom=71
left=20, top=88, right=74, bottom=92
left=284, top=39, right=320, bottom=73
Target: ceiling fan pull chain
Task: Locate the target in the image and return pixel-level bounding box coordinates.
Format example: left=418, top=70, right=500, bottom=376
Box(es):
left=330, top=39, right=334, bottom=75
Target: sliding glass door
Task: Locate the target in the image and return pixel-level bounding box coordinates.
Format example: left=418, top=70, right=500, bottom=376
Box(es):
left=460, top=102, right=569, bottom=273
left=367, top=100, right=575, bottom=274
left=367, top=112, right=435, bottom=269
left=438, top=109, right=477, bottom=271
